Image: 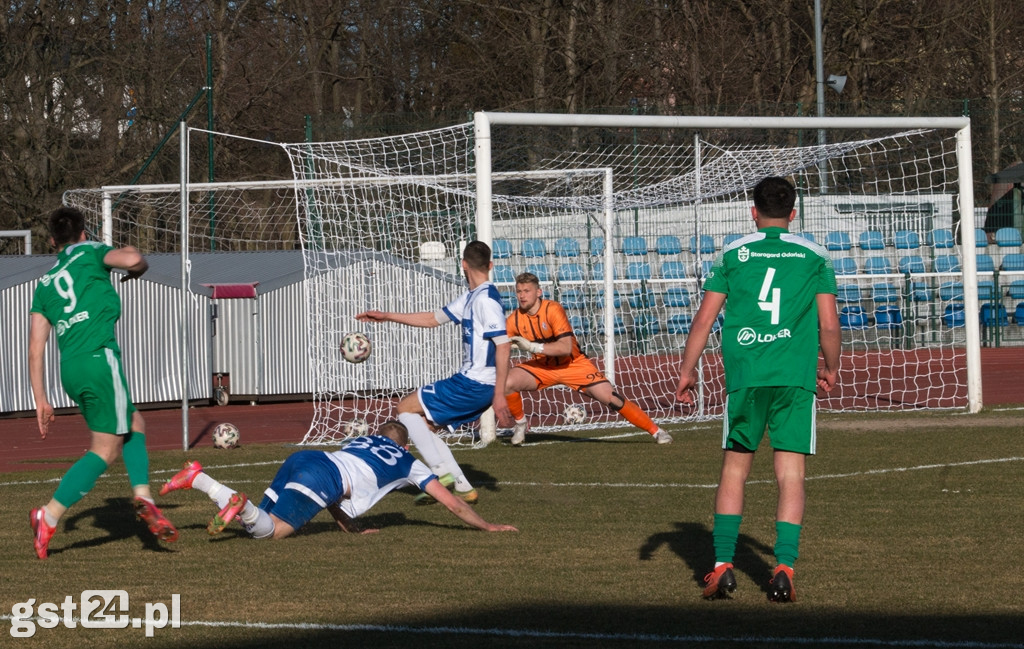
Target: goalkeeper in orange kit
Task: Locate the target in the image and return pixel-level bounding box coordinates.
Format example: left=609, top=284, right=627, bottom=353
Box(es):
left=493, top=271, right=672, bottom=446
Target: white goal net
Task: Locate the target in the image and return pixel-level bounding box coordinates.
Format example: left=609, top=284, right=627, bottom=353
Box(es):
left=282, top=113, right=979, bottom=445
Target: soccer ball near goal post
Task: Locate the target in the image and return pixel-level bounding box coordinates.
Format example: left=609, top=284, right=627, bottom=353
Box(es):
left=212, top=422, right=240, bottom=449
left=563, top=405, right=587, bottom=425
left=341, top=332, right=372, bottom=364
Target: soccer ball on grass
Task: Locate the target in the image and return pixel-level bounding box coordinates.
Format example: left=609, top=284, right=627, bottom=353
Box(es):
left=562, top=404, right=587, bottom=425
left=341, top=332, right=372, bottom=363
left=212, top=422, right=240, bottom=449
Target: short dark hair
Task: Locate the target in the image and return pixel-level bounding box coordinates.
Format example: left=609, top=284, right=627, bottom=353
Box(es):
left=462, top=240, right=492, bottom=271
left=752, top=177, right=796, bottom=219
left=514, top=272, right=540, bottom=287
left=48, top=207, right=86, bottom=248
left=377, top=420, right=409, bottom=446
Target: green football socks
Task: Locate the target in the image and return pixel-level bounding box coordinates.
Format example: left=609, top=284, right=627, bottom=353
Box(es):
left=53, top=452, right=108, bottom=508
left=774, top=521, right=802, bottom=568
left=712, top=513, right=742, bottom=564
left=122, top=431, right=150, bottom=488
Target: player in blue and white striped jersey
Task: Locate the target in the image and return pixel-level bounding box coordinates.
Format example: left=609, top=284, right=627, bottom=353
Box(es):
left=159, top=420, right=517, bottom=538
left=356, top=241, right=514, bottom=503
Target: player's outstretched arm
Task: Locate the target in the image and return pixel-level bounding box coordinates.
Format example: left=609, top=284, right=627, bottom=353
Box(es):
left=425, top=479, right=518, bottom=532
left=327, top=504, right=379, bottom=535
left=28, top=313, right=54, bottom=439
left=355, top=310, right=443, bottom=328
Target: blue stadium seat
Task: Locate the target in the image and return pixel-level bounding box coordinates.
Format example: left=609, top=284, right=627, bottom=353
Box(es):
left=872, top=283, right=899, bottom=303
left=943, top=304, right=966, bottom=328
left=492, top=239, right=513, bottom=259
left=974, top=228, right=988, bottom=247
left=689, top=234, right=715, bottom=254
left=976, top=254, right=996, bottom=273
left=569, top=314, right=590, bottom=334
left=909, top=281, right=932, bottom=302
left=500, top=290, right=517, bottom=312
left=894, top=230, right=921, bottom=249
left=632, top=312, right=661, bottom=336
left=837, top=284, right=862, bottom=303
left=863, top=255, right=893, bottom=274
left=590, top=237, right=605, bottom=256
left=699, top=259, right=714, bottom=277
left=840, top=306, right=869, bottom=329
left=795, top=232, right=816, bottom=244
left=556, top=263, right=585, bottom=282
left=1001, top=253, right=1024, bottom=271
left=980, top=303, right=1009, bottom=327
left=663, top=287, right=692, bottom=308
left=978, top=280, right=998, bottom=301
left=628, top=287, right=657, bottom=308
left=522, top=238, right=546, bottom=257
left=560, top=289, right=587, bottom=311
left=939, top=282, right=964, bottom=302
left=722, top=233, right=745, bottom=248
left=623, top=236, right=648, bottom=256
left=995, top=227, right=1022, bottom=247
left=592, top=262, right=617, bottom=280
left=928, top=229, right=954, bottom=249
left=524, top=263, right=550, bottom=282
left=666, top=313, right=693, bottom=334
left=859, top=231, right=885, bottom=250
left=1016, top=303, right=1024, bottom=325
left=933, top=255, right=961, bottom=273
left=833, top=257, right=858, bottom=276
left=824, top=231, right=852, bottom=251
left=625, top=261, right=652, bottom=281
left=660, top=261, right=687, bottom=279
left=1008, top=280, right=1024, bottom=300
left=554, top=237, right=581, bottom=258
left=492, top=265, right=516, bottom=284
left=875, top=306, right=903, bottom=330
left=596, top=315, right=626, bottom=336
left=655, top=235, right=683, bottom=255
left=595, top=290, right=622, bottom=308
left=898, top=255, right=926, bottom=274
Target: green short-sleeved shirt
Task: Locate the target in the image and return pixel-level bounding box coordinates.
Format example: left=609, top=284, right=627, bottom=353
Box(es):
left=703, top=227, right=837, bottom=392
left=30, top=241, right=121, bottom=359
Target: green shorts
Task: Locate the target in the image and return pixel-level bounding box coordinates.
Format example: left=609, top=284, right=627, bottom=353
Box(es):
left=60, top=348, right=137, bottom=435
left=722, top=386, right=816, bottom=455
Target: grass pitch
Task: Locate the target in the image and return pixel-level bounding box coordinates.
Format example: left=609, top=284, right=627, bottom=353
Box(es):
left=1, top=409, right=1022, bottom=649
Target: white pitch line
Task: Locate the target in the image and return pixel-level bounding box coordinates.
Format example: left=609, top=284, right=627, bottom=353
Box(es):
left=2, top=456, right=1021, bottom=491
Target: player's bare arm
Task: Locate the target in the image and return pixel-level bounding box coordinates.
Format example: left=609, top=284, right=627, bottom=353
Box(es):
left=28, top=313, right=54, bottom=439
left=675, top=292, right=726, bottom=404
left=327, top=503, right=379, bottom=535
left=104, top=246, right=148, bottom=281
left=355, top=310, right=443, bottom=328
left=426, top=479, right=518, bottom=532
left=815, top=292, right=842, bottom=392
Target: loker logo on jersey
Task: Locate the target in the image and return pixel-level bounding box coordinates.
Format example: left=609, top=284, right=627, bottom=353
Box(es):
left=56, top=311, right=90, bottom=336
left=737, top=246, right=750, bottom=262
left=737, top=326, right=791, bottom=346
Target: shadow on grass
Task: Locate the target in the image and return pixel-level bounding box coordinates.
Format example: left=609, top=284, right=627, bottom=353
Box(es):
left=160, top=604, right=1024, bottom=649
left=54, top=497, right=176, bottom=557
left=639, top=522, right=775, bottom=595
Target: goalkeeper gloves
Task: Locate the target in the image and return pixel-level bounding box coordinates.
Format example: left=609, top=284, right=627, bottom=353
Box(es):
left=510, top=336, right=544, bottom=354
